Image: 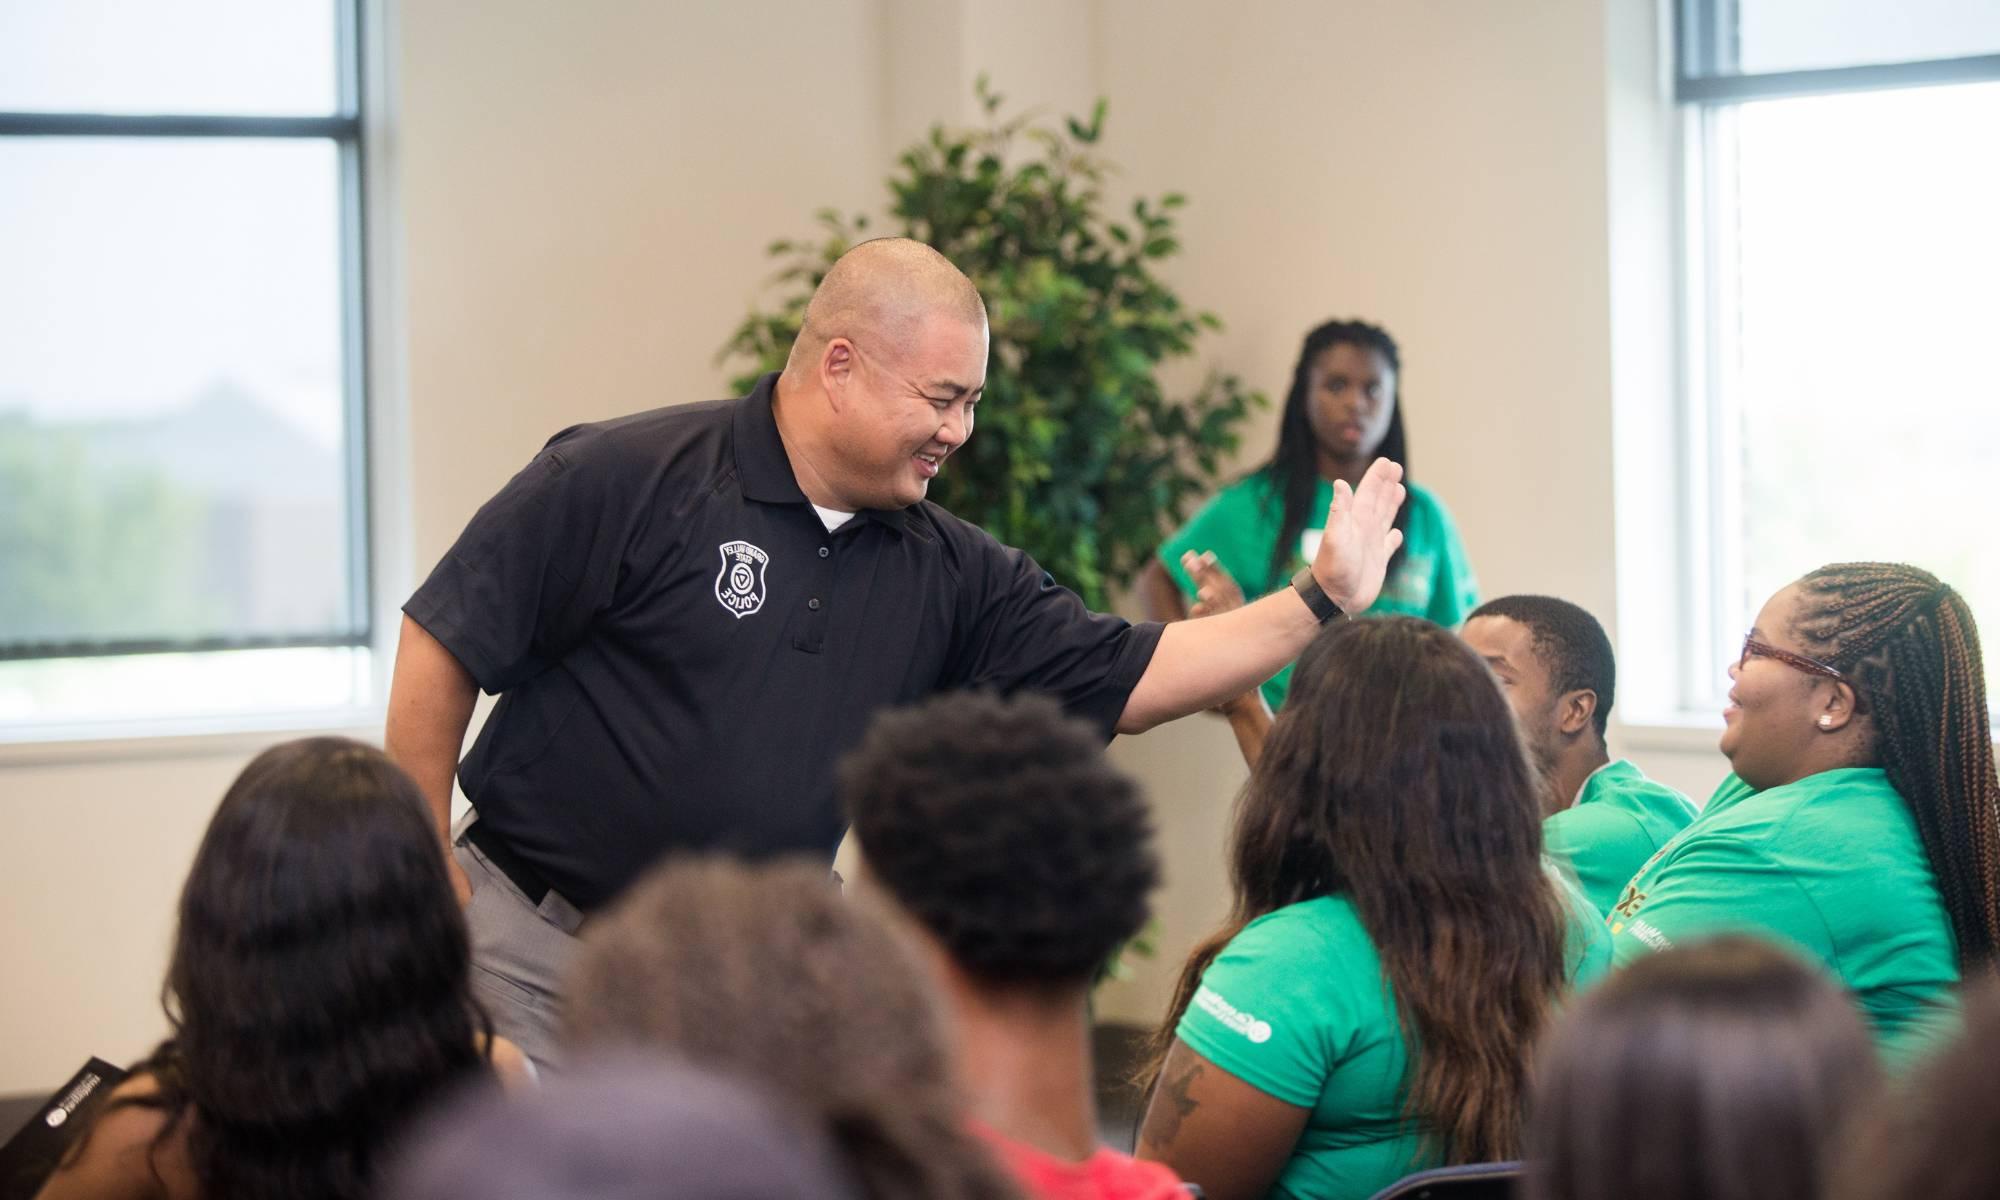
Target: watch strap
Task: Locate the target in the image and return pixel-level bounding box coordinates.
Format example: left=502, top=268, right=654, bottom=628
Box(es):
left=1291, top=567, right=1345, bottom=624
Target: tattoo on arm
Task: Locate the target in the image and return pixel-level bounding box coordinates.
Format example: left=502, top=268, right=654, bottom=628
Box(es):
left=1151, top=1057, right=1206, bottom=1148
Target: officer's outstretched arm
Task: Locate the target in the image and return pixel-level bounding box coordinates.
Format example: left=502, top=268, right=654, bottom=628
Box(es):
left=1117, top=459, right=1404, bottom=734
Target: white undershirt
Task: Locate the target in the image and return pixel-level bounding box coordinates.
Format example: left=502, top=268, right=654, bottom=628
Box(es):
left=812, top=504, right=856, bottom=532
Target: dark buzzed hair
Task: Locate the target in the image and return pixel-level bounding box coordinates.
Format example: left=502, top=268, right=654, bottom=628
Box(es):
left=1468, top=595, right=1617, bottom=738
left=841, top=691, right=1159, bottom=988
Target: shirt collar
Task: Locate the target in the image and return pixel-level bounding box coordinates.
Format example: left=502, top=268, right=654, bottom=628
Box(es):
left=732, top=373, right=808, bottom=504
left=732, top=372, right=910, bottom=536
left=1569, top=758, right=1637, bottom=809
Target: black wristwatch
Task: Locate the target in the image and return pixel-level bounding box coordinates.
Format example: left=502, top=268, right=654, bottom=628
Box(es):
left=1291, top=567, right=1346, bottom=624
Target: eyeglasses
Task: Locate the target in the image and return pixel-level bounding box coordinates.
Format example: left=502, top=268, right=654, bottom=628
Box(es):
left=1738, top=635, right=1847, bottom=682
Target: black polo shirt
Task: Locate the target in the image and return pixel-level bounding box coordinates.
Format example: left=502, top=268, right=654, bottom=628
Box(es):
left=405, top=373, right=1164, bottom=909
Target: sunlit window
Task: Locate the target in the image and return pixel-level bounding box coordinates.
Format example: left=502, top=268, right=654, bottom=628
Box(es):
left=0, top=1, right=372, bottom=733
left=1677, top=0, right=2000, bottom=712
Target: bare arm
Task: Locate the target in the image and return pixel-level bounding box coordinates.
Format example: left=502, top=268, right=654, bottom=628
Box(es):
left=1120, top=459, right=1405, bottom=733
left=1139, top=559, right=1191, bottom=623
left=1218, top=690, right=1274, bottom=767
left=384, top=613, right=479, bottom=905
left=1136, top=1040, right=1310, bottom=1200
left=1182, top=551, right=1276, bottom=766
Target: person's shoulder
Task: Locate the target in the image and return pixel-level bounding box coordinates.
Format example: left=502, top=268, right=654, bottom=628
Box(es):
left=899, top=499, right=1032, bottom=588
left=1587, top=762, right=1698, bottom=821
left=546, top=397, right=736, bottom=468
left=1231, top=895, right=1373, bottom=963
left=1173, top=466, right=1282, bottom=529
left=521, top=397, right=743, bottom=518
left=39, top=1073, right=195, bottom=1200
left=1726, top=767, right=1900, bottom=842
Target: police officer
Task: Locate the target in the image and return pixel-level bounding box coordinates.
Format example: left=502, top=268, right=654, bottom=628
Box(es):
left=384, top=238, right=1406, bottom=1067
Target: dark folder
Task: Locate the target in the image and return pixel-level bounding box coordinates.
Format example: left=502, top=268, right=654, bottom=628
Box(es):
left=0, top=1058, right=129, bottom=1200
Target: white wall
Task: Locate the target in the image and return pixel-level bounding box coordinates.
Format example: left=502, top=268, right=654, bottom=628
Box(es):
left=0, top=0, right=1725, bottom=1090
left=0, top=0, right=889, bottom=1094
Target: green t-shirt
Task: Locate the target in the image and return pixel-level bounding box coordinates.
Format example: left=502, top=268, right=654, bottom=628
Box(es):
left=1175, top=877, right=1608, bottom=1200
left=1544, top=760, right=1698, bottom=918
left=1608, top=767, right=1958, bottom=1059
left=1158, top=471, right=1478, bottom=709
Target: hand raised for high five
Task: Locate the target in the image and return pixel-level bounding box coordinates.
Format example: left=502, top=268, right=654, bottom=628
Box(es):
left=1309, top=458, right=1405, bottom=613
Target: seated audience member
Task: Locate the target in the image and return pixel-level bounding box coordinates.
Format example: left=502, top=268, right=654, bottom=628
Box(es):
left=1525, top=935, right=1881, bottom=1200
left=1607, top=563, right=2000, bottom=1059
left=841, top=691, right=1188, bottom=1200
left=562, top=857, right=1019, bottom=1200
left=1830, top=979, right=2000, bottom=1200
left=36, top=738, right=525, bottom=1200
left=1135, top=618, right=1610, bottom=1200
left=386, top=1057, right=860, bottom=1200
left=1460, top=595, right=1696, bottom=916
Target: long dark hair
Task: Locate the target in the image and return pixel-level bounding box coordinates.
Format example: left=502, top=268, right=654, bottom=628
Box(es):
left=566, top=857, right=1020, bottom=1200
left=1147, top=617, right=1571, bottom=1162
left=1265, top=319, right=1410, bottom=582
left=1791, top=562, right=2000, bottom=969
left=1527, top=935, right=1882, bottom=1200
left=90, top=738, right=492, bottom=1200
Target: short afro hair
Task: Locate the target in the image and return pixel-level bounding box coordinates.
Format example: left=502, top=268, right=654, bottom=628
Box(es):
left=1467, top=594, right=1618, bottom=738
left=840, top=691, right=1158, bottom=988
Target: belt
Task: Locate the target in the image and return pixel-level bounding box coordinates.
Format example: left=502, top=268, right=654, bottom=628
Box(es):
left=465, top=819, right=556, bottom=909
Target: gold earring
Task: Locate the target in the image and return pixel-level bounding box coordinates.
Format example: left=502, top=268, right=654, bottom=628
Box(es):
left=1818, top=715, right=1834, bottom=729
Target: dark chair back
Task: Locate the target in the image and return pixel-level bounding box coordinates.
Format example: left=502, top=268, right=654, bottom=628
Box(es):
left=1365, top=1161, right=1520, bottom=1200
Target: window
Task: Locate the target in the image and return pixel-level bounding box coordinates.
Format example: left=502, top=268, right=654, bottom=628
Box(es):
left=0, top=1, right=375, bottom=734
left=1674, top=0, right=2000, bottom=714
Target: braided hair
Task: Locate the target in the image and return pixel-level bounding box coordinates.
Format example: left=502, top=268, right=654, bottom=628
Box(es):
left=1792, top=562, right=2000, bottom=969
left=1265, top=319, right=1410, bottom=582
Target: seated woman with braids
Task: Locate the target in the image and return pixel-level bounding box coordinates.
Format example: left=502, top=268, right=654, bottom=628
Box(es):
left=1608, top=563, right=2000, bottom=1060
left=37, top=739, right=527, bottom=1200
left=1134, top=618, right=1609, bottom=1200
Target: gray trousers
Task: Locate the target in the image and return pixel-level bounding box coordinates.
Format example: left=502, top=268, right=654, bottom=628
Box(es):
left=451, top=810, right=588, bottom=1073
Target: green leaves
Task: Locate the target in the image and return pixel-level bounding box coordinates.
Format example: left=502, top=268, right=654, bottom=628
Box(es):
left=720, top=82, right=1265, bottom=609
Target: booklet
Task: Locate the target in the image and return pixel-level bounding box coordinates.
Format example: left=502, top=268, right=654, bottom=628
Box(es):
left=0, top=1058, right=129, bottom=1200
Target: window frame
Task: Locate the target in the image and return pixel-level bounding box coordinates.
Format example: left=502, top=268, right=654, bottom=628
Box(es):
left=0, top=0, right=375, bottom=665
left=1667, top=0, right=2000, bottom=718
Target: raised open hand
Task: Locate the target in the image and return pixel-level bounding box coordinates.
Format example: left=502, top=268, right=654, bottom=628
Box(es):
left=1309, top=457, right=1406, bottom=613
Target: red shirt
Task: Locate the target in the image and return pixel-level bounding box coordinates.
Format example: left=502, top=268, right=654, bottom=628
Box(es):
left=975, top=1124, right=1189, bottom=1200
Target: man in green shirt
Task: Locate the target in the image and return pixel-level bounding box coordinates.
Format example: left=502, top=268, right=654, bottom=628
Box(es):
left=1460, top=595, right=1696, bottom=916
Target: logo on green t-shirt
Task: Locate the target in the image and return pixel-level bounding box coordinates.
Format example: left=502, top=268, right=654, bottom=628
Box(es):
left=1194, top=983, right=1273, bottom=1044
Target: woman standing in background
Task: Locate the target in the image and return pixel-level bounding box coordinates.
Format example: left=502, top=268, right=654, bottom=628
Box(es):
left=1143, top=318, right=1476, bottom=762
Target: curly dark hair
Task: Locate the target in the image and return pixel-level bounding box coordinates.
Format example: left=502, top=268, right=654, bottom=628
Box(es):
left=1528, top=935, right=1881, bottom=1200
left=1469, top=594, right=1618, bottom=738
left=1148, top=617, right=1572, bottom=1164
left=78, top=737, right=492, bottom=1200
left=564, top=856, right=1020, bottom=1200
left=840, top=690, right=1159, bottom=987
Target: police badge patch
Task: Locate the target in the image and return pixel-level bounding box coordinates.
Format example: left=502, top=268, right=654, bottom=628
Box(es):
left=714, top=540, right=770, bottom=618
